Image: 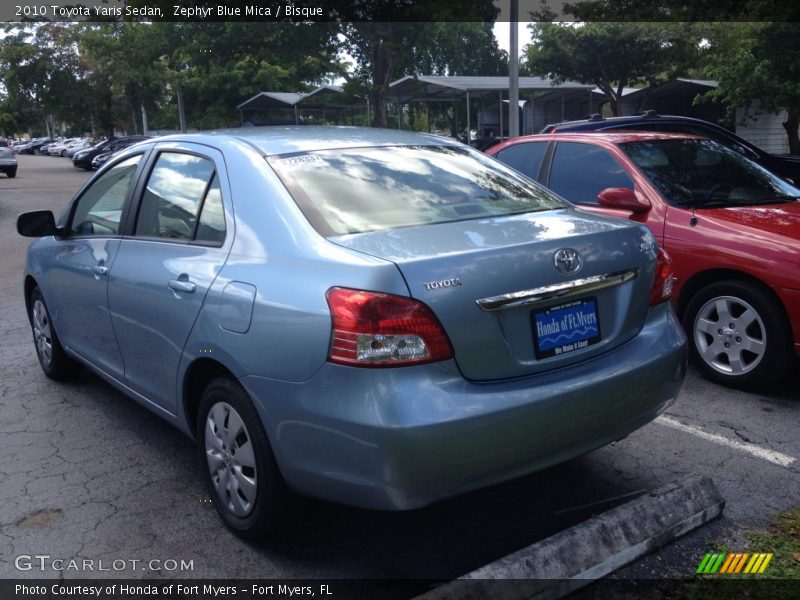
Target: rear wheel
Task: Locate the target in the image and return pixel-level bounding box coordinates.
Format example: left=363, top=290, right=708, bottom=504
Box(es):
left=29, top=287, right=76, bottom=379
left=197, top=377, right=286, bottom=539
left=683, top=280, right=792, bottom=388
left=5, top=167, right=16, bottom=178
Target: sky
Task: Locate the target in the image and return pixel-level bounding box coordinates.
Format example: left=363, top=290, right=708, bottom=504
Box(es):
left=493, top=21, right=534, bottom=59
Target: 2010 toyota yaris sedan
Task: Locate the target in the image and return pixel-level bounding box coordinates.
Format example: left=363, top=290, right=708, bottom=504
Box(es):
left=18, top=127, right=686, bottom=539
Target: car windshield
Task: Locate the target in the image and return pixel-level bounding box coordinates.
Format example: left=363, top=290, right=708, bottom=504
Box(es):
left=268, top=145, right=566, bottom=236
left=620, top=139, right=800, bottom=208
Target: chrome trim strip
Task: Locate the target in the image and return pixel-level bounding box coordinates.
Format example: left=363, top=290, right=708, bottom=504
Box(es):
left=476, top=269, right=639, bottom=312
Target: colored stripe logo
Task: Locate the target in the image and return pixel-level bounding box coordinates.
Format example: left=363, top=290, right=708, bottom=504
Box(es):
left=696, top=552, right=773, bottom=574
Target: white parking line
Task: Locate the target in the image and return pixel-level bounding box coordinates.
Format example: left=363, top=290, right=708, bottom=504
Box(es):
left=655, top=416, right=797, bottom=468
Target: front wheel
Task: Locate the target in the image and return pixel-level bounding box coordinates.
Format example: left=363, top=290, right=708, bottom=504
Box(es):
left=197, top=377, right=286, bottom=539
left=683, top=280, right=792, bottom=388
left=29, top=287, right=76, bottom=379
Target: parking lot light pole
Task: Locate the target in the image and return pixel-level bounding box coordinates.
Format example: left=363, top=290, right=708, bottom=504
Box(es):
left=509, top=0, right=520, bottom=139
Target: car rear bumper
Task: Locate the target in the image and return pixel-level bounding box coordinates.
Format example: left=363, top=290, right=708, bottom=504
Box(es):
left=0, top=158, right=16, bottom=167
left=241, top=302, right=687, bottom=511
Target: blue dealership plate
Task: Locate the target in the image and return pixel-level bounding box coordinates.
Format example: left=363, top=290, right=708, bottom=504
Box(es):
left=533, top=298, right=601, bottom=359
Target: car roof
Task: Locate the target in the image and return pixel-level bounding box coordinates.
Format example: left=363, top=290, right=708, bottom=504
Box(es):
left=489, top=131, right=706, bottom=152
left=153, top=126, right=460, bottom=156
left=543, top=113, right=726, bottom=133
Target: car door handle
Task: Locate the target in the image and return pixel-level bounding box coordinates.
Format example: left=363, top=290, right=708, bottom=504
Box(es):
left=168, top=279, right=196, bottom=294
left=91, top=265, right=108, bottom=277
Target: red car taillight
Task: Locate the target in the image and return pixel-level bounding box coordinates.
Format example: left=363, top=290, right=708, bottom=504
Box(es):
left=326, top=287, right=454, bottom=367
left=649, top=247, right=675, bottom=305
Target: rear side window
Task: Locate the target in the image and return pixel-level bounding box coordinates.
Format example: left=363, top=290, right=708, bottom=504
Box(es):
left=548, top=142, right=634, bottom=205
left=495, top=142, right=548, bottom=181
left=268, top=145, right=565, bottom=236
left=135, top=152, right=225, bottom=244
left=69, top=154, right=142, bottom=236
left=195, top=175, right=226, bottom=245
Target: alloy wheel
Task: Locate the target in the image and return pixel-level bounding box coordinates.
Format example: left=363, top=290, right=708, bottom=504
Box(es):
left=693, top=295, right=766, bottom=376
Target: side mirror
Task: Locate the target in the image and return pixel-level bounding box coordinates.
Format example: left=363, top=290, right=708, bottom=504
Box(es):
left=17, top=210, right=59, bottom=237
left=597, top=187, right=651, bottom=214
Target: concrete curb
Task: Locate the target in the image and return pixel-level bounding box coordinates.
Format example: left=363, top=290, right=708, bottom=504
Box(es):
left=416, top=474, right=724, bottom=600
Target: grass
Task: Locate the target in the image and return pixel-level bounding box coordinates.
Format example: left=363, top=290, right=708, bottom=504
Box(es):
left=664, top=507, right=800, bottom=599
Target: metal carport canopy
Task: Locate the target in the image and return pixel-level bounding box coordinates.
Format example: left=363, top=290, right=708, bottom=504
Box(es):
left=389, top=76, right=595, bottom=137
left=389, top=75, right=594, bottom=102
left=237, top=86, right=345, bottom=126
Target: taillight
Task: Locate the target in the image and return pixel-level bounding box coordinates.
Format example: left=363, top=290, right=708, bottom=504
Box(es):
left=649, top=247, right=675, bottom=305
left=326, top=287, right=454, bottom=367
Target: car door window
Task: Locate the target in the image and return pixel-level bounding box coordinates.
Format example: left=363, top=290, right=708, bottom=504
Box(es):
left=69, top=154, right=142, bottom=236
left=495, top=142, right=548, bottom=180
left=135, top=152, right=216, bottom=241
left=549, top=142, right=633, bottom=205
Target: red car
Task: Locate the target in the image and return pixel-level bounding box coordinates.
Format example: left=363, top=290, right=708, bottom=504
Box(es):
left=487, top=132, right=800, bottom=388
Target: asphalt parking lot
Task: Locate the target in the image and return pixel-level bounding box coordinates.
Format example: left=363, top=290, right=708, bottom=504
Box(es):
left=1, top=154, right=798, bottom=586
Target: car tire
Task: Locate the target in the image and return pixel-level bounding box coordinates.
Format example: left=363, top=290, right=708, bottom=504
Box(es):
left=683, top=280, right=792, bottom=388
left=29, top=287, right=76, bottom=379
left=197, top=377, right=287, bottom=539
left=5, top=168, right=16, bottom=178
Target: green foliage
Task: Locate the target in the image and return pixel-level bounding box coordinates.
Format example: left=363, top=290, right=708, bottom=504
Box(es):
left=523, top=22, right=702, bottom=116
left=1, top=14, right=505, bottom=134
left=700, top=22, right=800, bottom=153
left=552, top=0, right=800, bottom=22
left=0, top=24, right=86, bottom=136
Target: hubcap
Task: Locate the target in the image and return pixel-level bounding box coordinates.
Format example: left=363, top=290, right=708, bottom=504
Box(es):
left=32, top=300, right=53, bottom=367
left=204, top=402, right=257, bottom=518
left=694, top=295, right=766, bottom=376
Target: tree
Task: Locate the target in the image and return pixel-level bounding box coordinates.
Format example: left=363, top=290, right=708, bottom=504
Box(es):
left=332, top=0, right=499, bottom=127
left=0, top=24, right=87, bottom=136
left=523, top=22, right=701, bottom=116
left=700, top=22, right=800, bottom=154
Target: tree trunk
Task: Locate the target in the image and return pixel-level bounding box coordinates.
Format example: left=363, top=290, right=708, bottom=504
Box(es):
left=372, top=89, right=388, bottom=128
left=782, top=108, right=800, bottom=155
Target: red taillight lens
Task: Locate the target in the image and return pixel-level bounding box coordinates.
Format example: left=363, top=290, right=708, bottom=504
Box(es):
left=649, top=247, right=675, bottom=305
left=326, top=287, right=454, bottom=367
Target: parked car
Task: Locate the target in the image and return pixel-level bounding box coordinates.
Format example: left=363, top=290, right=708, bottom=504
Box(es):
left=18, top=127, right=686, bottom=538
left=541, top=113, right=800, bottom=184
left=18, top=138, right=52, bottom=155
left=0, top=140, right=17, bottom=177
left=37, top=139, right=62, bottom=155
left=48, top=138, right=82, bottom=156
left=72, top=135, right=149, bottom=170
left=487, top=132, right=800, bottom=388
left=90, top=150, right=113, bottom=170
left=64, top=139, right=92, bottom=157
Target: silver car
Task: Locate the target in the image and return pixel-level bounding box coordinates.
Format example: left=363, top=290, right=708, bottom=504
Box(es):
left=1, top=140, right=17, bottom=177
left=18, top=127, right=686, bottom=538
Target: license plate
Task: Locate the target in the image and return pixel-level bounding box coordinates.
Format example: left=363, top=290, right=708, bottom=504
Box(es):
left=532, top=298, right=601, bottom=359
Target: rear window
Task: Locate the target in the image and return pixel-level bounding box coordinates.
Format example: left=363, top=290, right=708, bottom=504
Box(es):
left=268, top=145, right=565, bottom=236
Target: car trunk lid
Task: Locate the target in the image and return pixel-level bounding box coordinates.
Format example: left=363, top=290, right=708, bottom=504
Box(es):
left=331, top=209, right=659, bottom=381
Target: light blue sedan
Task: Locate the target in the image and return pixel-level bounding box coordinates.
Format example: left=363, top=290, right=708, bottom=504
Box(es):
left=17, top=127, right=686, bottom=538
